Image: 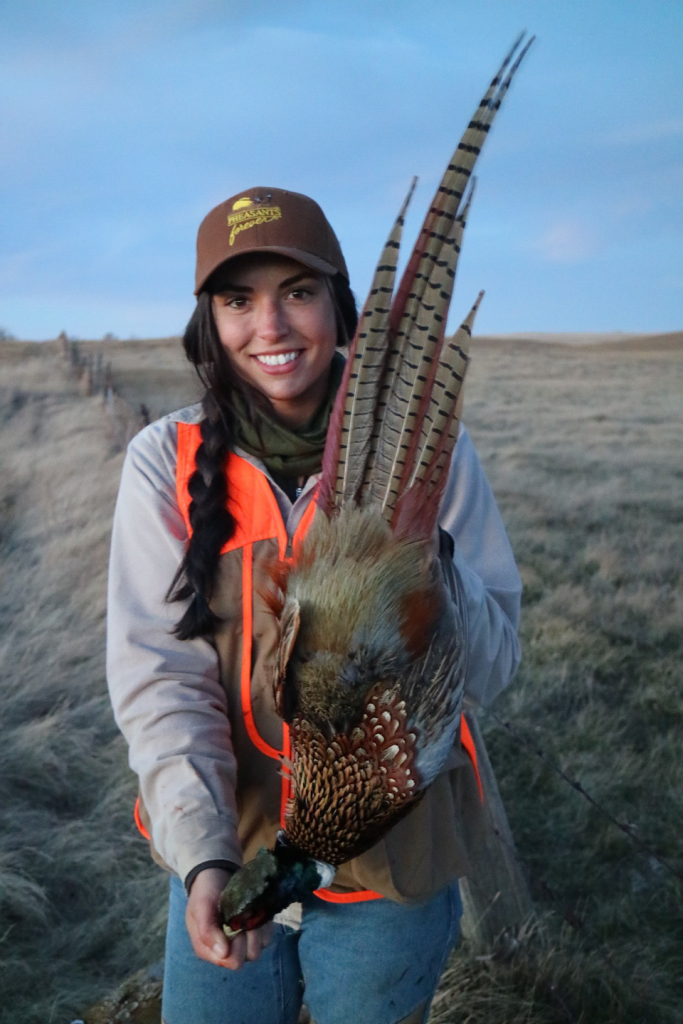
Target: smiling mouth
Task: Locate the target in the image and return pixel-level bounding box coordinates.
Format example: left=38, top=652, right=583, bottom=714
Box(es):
left=255, top=351, right=302, bottom=366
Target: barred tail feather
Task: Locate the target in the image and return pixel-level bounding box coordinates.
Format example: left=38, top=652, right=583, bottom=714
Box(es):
left=394, top=184, right=476, bottom=490
left=367, top=231, right=459, bottom=513
left=318, top=179, right=416, bottom=515
left=318, top=35, right=533, bottom=531
left=390, top=293, right=482, bottom=541
left=362, top=36, right=529, bottom=510
left=338, top=179, right=417, bottom=504
left=411, top=291, right=483, bottom=488
left=387, top=32, right=525, bottom=339
left=408, top=291, right=482, bottom=514
left=367, top=183, right=477, bottom=514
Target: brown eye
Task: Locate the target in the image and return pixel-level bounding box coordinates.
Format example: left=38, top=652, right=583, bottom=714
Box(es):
left=290, top=286, right=318, bottom=303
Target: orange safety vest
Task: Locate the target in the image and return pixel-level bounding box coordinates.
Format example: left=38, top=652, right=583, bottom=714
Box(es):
left=135, top=421, right=482, bottom=902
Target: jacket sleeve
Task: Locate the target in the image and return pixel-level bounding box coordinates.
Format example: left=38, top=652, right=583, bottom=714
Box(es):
left=106, top=418, right=242, bottom=882
left=438, top=426, right=522, bottom=707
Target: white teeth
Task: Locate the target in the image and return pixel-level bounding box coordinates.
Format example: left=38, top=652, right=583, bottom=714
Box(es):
left=256, top=351, right=299, bottom=366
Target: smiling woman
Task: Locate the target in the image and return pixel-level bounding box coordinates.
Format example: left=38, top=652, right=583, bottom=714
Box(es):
left=161, top=188, right=357, bottom=647
left=210, top=255, right=339, bottom=427
left=105, top=176, right=522, bottom=1024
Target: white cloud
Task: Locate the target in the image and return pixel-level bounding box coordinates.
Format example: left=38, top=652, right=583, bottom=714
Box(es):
left=604, top=118, right=683, bottom=145
left=533, top=219, right=601, bottom=264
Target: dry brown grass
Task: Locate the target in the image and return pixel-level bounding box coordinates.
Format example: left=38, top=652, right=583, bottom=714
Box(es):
left=0, top=343, right=171, bottom=1023
left=431, top=336, right=683, bottom=1023
left=0, top=334, right=681, bottom=1022
left=77, top=337, right=201, bottom=421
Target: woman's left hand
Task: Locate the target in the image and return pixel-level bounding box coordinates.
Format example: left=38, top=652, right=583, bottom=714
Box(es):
left=185, top=867, right=274, bottom=970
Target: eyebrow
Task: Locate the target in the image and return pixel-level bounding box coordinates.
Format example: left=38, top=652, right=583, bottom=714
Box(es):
left=217, top=271, right=318, bottom=294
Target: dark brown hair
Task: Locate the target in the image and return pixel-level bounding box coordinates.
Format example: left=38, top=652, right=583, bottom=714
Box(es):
left=168, top=264, right=358, bottom=640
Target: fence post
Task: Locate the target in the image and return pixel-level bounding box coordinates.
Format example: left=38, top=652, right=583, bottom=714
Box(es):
left=458, top=709, right=533, bottom=952
left=57, top=331, right=70, bottom=358
left=79, top=355, right=94, bottom=397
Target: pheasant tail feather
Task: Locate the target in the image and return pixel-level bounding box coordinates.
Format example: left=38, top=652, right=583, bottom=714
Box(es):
left=367, top=35, right=532, bottom=523
left=318, top=179, right=417, bottom=515
left=318, top=34, right=533, bottom=532
left=391, top=291, right=484, bottom=541
left=367, top=180, right=478, bottom=514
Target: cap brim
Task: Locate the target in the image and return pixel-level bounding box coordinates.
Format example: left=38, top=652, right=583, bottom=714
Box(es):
left=195, top=246, right=341, bottom=294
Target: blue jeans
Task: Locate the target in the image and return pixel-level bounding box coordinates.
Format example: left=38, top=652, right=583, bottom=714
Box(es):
left=162, top=875, right=462, bottom=1024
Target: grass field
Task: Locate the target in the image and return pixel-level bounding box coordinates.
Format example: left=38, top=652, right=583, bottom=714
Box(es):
left=440, top=334, right=683, bottom=1022
left=0, top=333, right=681, bottom=1023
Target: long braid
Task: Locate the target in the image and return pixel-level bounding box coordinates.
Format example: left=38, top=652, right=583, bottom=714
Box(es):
left=168, top=270, right=358, bottom=641
left=169, top=392, right=236, bottom=639
left=166, top=293, right=240, bottom=639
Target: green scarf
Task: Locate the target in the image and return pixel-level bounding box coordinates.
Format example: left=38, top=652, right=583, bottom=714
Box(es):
left=231, top=351, right=345, bottom=477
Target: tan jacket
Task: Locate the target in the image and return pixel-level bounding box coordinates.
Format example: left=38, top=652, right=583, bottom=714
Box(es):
left=107, top=405, right=522, bottom=900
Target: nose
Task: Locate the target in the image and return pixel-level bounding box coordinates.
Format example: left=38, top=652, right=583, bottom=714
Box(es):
left=255, top=296, right=290, bottom=345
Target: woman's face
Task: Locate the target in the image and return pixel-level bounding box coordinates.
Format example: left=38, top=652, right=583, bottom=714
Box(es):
left=211, top=254, right=338, bottom=427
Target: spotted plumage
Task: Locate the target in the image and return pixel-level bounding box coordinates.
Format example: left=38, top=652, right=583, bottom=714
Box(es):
left=277, top=505, right=466, bottom=864
left=286, top=686, right=419, bottom=865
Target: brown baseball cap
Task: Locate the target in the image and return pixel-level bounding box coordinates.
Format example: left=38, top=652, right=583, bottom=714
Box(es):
left=194, top=187, right=348, bottom=294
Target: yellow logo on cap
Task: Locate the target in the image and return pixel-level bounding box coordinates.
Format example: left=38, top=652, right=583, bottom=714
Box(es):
left=227, top=202, right=282, bottom=246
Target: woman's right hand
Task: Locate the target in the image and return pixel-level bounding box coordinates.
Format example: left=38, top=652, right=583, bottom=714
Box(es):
left=185, top=867, right=274, bottom=970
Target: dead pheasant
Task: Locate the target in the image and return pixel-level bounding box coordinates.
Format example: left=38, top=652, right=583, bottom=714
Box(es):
left=220, top=33, right=533, bottom=936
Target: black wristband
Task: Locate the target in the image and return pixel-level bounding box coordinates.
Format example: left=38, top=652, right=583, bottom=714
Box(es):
left=184, top=859, right=239, bottom=896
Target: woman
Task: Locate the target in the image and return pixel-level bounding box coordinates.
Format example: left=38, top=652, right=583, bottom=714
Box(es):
left=107, top=187, right=522, bottom=1024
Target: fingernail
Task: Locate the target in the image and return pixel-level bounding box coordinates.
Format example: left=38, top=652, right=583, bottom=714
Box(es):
left=213, top=941, right=227, bottom=957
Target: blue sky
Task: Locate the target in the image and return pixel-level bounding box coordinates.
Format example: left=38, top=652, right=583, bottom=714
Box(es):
left=1, top=0, right=681, bottom=339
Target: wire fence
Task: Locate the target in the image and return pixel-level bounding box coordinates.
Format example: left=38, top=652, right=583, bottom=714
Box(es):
left=479, top=705, right=679, bottom=1019
left=485, top=707, right=682, bottom=886
left=57, top=333, right=150, bottom=451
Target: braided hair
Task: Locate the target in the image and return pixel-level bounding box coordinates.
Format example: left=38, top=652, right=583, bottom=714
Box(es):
left=168, top=267, right=358, bottom=640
